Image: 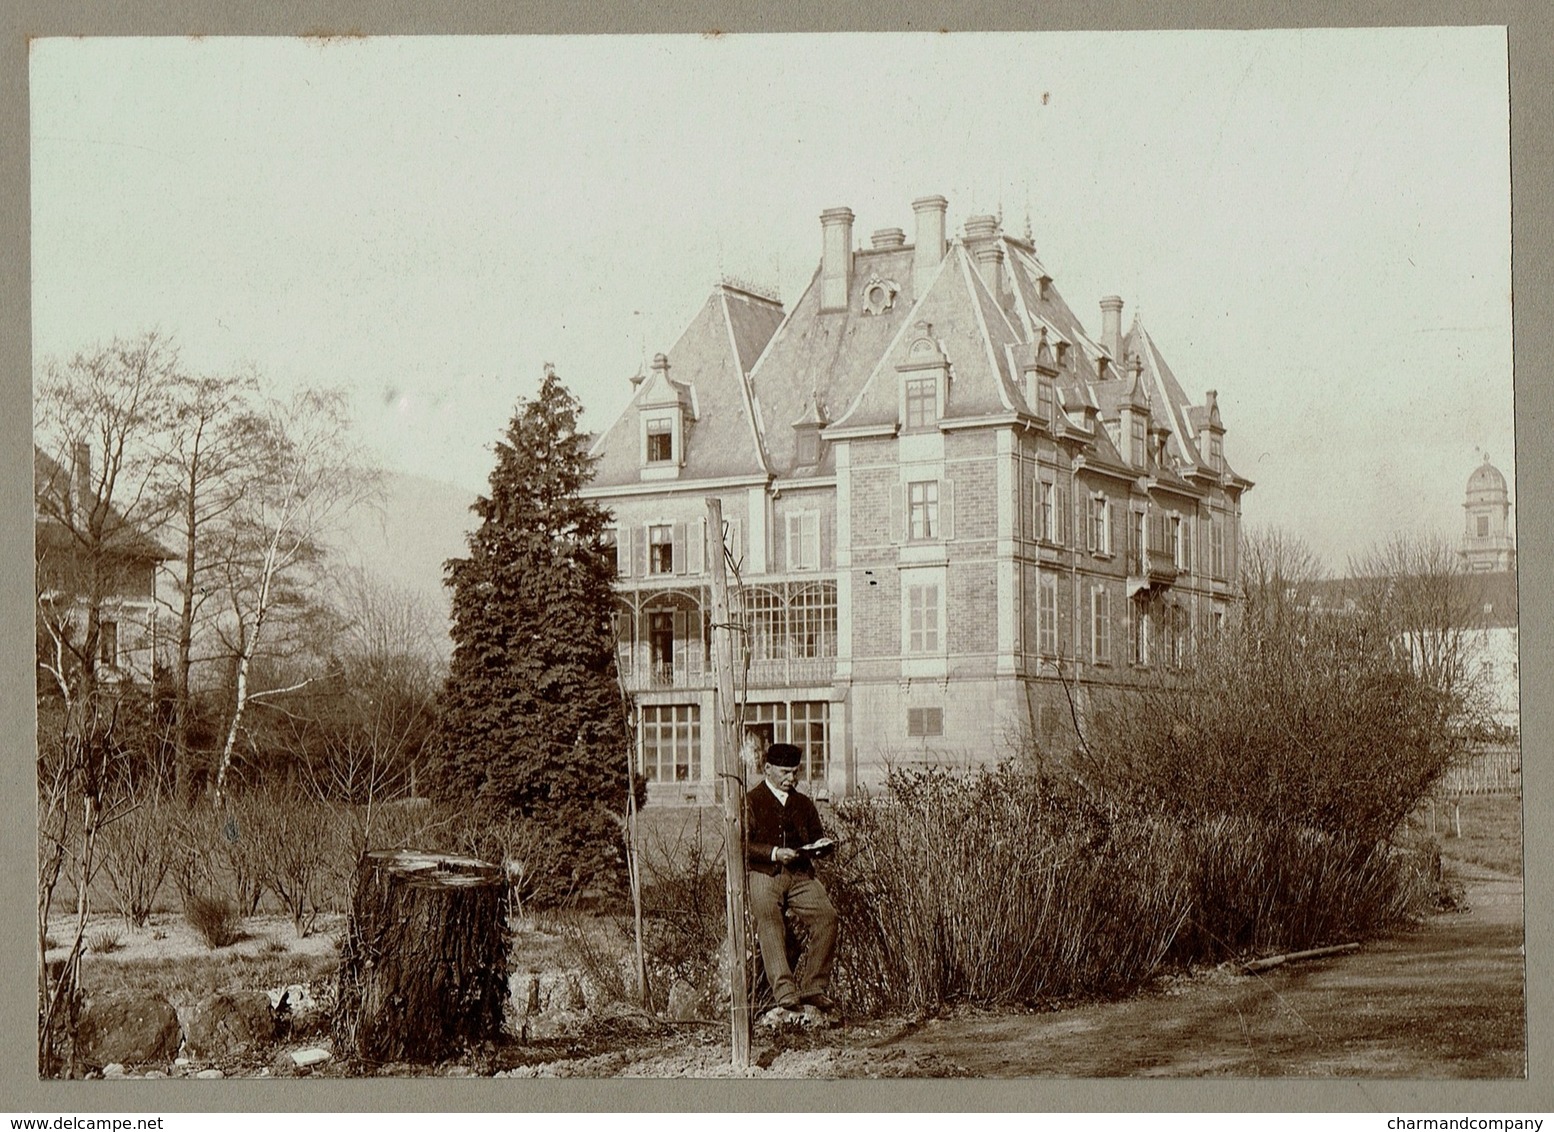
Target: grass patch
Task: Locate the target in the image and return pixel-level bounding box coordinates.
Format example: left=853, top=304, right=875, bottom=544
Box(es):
left=1410, top=793, right=1523, bottom=876
left=77, top=949, right=339, bottom=1003
left=87, top=927, right=123, bottom=954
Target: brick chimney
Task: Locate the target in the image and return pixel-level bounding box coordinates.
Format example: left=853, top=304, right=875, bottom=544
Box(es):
left=972, top=242, right=1004, bottom=297
left=871, top=227, right=906, bottom=250
left=820, top=207, right=855, bottom=312
left=1100, top=295, right=1124, bottom=363
left=71, top=440, right=91, bottom=522
left=912, top=195, right=947, bottom=296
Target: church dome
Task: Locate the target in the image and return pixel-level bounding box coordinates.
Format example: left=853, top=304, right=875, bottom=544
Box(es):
left=1467, top=457, right=1507, bottom=499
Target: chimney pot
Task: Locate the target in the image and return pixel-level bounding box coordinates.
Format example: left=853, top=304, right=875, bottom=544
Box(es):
left=912, top=195, right=948, bottom=295
left=972, top=243, right=1005, bottom=296
left=652, top=353, right=671, bottom=376
left=871, top=227, right=906, bottom=250
left=964, top=214, right=1000, bottom=242
left=820, top=207, right=856, bottom=312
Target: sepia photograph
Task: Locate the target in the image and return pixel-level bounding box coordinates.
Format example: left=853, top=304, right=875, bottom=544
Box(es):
left=19, top=23, right=1531, bottom=1096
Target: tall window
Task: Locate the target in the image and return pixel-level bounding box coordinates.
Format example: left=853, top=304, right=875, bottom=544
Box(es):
left=1171, top=516, right=1185, bottom=570
left=1091, top=586, right=1111, bottom=665
left=1210, top=514, right=1225, bottom=579
left=1477, top=515, right=1489, bottom=538
left=908, top=481, right=940, bottom=540
left=640, top=705, right=700, bottom=782
left=789, top=583, right=837, bottom=659
left=646, top=416, right=674, bottom=463
left=648, top=610, right=674, bottom=670
left=648, top=524, right=674, bottom=573
left=907, top=583, right=941, bottom=653
left=1038, top=480, right=1055, bottom=542
left=1131, top=417, right=1147, bottom=465
left=746, top=587, right=785, bottom=661
left=1130, top=510, right=1145, bottom=574
left=904, top=377, right=937, bottom=430
left=1131, top=598, right=1150, bottom=666
left=1207, top=432, right=1223, bottom=471
left=99, top=619, right=118, bottom=667
left=1055, top=483, right=1070, bottom=546
left=745, top=701, right=830, bottom=780
left=1089, top=496, right=1112, bottom=556
left=1039, top=572, right=1058, bottom=656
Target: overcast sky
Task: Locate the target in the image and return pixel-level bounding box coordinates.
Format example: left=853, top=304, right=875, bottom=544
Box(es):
left=30, top=29, right=1512, bottom=572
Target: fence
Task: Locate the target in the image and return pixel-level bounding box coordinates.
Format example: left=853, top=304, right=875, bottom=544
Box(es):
left=1436, top=743, right=1521, bottom=796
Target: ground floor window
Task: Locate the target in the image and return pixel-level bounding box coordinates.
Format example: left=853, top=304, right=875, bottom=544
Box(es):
left=640, top=704, right=701, bottom=783
left=906, top=706, right=944, bottom=738
left=744, top=700, right=830, bottom=782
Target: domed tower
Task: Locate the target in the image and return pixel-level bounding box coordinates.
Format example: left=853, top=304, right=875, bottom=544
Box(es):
left=1461, top=454, right=1515, bottom=572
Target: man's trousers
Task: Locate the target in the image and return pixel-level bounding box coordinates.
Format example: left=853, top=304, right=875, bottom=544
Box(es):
left=747, top=868, right=837, bottom=1007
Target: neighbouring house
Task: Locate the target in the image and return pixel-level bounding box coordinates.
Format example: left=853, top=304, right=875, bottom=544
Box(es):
left=582, top=197, right=1250, bottom=804
left=34, top=441, right=170, bottom=693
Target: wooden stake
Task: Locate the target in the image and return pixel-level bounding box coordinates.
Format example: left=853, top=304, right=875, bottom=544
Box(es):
left=707, top=496, right=751, bottom=1068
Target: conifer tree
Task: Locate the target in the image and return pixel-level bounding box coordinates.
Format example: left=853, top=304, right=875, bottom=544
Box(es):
left=433, top=366, right=630, bottom=904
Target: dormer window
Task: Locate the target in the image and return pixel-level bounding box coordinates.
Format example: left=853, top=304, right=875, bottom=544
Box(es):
left=895, top=321, right=950, bottom=433
left=1035, top=378, right=1054, bottom=423
left=797, top=429, right=820, bottom=466
left=1207, top=432, right=1223, bottom=472
left=1130, top=417, right=1147, bottom=466
left=904, top=377, right=937, bottom=431
left=646, top=416, right=674, bottom=463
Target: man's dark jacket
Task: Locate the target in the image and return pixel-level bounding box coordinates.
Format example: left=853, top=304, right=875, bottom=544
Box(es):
left=745, top=782, right=827, bottom=877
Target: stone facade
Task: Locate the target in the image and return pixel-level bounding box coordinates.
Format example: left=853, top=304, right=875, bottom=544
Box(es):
left=583, top=198, right=1250, bottom=803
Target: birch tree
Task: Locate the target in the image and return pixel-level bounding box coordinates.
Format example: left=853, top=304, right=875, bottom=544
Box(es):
left=208, top=386, right=377, bottom=806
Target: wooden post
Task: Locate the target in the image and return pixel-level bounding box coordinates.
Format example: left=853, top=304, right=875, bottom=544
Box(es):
left=706, top=496, right=751, bottom=1068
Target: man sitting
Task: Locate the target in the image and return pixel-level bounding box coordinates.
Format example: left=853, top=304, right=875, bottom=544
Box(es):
left=745, top=742, right=838, bottom=1016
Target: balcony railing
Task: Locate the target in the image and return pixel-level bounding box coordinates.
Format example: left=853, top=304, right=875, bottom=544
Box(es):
left=746, top=655, right=838, bottom=687
left=616, top=649, right=709, bottom=691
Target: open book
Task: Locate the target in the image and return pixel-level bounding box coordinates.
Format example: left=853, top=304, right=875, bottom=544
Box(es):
left=798, top=838, right=837, bottom=859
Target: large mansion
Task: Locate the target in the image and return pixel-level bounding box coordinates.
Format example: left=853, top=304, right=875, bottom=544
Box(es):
left=583, top=197, right=1250, bottom=804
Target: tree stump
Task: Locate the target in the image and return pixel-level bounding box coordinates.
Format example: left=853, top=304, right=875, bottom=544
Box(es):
left=333, top=850, right=510, bottom=1064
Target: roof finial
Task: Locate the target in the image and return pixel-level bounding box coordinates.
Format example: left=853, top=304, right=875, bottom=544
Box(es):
left=543, top=362, right=556, bottom=378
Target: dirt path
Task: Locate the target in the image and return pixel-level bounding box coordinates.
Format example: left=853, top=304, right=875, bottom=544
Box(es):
left=862, top=857, right=1525, bottom=1077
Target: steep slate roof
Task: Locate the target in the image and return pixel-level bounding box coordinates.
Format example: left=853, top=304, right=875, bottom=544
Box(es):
left=748, top=244, right=921, bottom=473
left=33, top=447, right=172, bottom=562
left=588, top=285, right=783, bottom=488
left=592, top=209, right=1243, bottom=490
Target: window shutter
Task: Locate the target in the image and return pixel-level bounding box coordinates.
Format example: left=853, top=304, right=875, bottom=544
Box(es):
left=940, top=480, right=955, bottom=541
left=688, top=518, right=706, bottom=575
left=804, top=512, right=821, bottom=570
left=672, top=608, right=687, bottom=655
left=889, top=483, right=904, bottom=544
left=1058, top=483, right=1070, bottom=545
left=1019, top=469, right=1032, bottom=541
left=633, top=526, right=647, bottom=577
left=1086, top=497, right=1096, bottom=553
left=1105, top=501, right=1116, bottom=555
left=673, top=520, right=688, bottom=575
left=617, top=530, right=632, bottom=577
left=785, top=513, right=800, bottom=571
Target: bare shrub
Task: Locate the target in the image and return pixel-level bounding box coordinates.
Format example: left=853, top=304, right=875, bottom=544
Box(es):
left=234, top=785, right=346, bottom=935
left=826, top=762, right=1435, bottom=1018
left=87, top=927, right=122, bottom=954
left=184, top=892, right=241, bottom=949
left=1079, top=610, right=1464, bottom=848
left=98, top=793, right=174, bottom=929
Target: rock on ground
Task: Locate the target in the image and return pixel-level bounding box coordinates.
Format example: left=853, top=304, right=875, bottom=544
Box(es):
left=76, top=993, right=180, bottom=1068
left=184, top=991, right=278, bottom=1059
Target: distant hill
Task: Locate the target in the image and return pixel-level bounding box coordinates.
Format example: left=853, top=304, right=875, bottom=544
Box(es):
left=323, top=471, right=479, bottom=638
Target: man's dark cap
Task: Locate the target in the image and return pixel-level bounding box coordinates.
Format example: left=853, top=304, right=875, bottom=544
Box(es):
left=765, top=743, right=802, bottom=768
